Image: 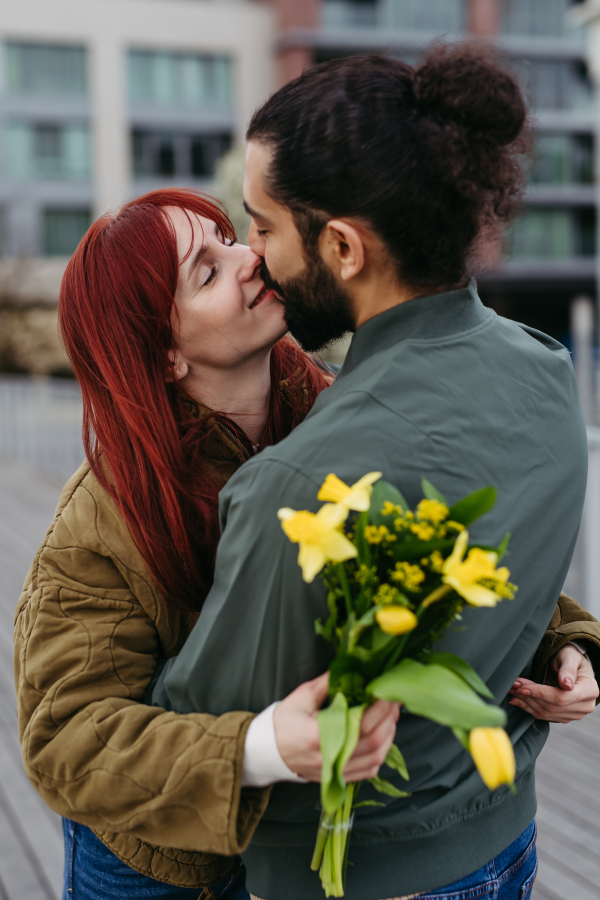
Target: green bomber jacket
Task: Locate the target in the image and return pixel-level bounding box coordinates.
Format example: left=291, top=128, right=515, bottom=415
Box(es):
left=152, top=283, right=593, bottom=900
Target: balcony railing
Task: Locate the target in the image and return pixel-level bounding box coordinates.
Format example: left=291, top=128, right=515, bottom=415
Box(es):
left=321, top=0, right=465, bottom=32
left=0, top=376, right=84, bottom=482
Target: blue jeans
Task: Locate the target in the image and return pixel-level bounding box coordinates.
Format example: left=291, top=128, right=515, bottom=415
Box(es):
left=62, top=819, right=251, bottom=900
left=416, top=820, right=538, bottom=899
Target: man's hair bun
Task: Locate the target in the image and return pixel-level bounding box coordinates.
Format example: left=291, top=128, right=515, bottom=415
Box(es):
left=248, top=43, right=531, bottom=291
left=415, top=42, right=527, bottom=147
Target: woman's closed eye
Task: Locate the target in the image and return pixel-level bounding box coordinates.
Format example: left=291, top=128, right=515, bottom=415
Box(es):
left=201, top=266, right=217, bottom=287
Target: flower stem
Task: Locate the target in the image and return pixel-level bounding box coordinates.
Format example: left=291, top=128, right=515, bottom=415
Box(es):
left=421, top=583, right=452, bottom=609
left=337, top=563, right=353, bottom=620
left=311, top=809, right=332, bottom=871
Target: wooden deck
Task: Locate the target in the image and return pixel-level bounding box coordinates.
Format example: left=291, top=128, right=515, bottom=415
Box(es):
left=0, top=455, right=599, bottom=899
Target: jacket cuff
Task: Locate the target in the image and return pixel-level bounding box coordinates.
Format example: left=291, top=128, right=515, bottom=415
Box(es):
left=228, top=712, right=272, bottom=854
left=531, top=593, right=600, bottom=699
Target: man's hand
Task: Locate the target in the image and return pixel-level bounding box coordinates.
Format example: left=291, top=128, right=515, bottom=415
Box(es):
left=508, top=645, right=598, bottom=723
left=273, top=673, right=400, bottom=782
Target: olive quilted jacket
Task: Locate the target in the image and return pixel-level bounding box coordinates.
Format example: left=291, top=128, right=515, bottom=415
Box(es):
left=14, top=452, right=270, bottom=891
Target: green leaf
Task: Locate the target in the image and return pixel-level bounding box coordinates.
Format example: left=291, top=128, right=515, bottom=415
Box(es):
left=368, top=659, right=506, bottom=730
left=335, top=704, right=366, bottom=789
left=392, top=538, right=454, bottom=561
left=385, top=743, right=410, bottom=781
left=451, top=726, right=469, bottom=749
left=353, top=800, right=386, bottom=808
left=448, top=487, right=497, bottom=527
left=369, top=480, right=409, bottom=526
left=421, top=478, right=447, bottom=504
left=496, top=532, right=510, bottom=563
left=369, top=775, right=411, bottom=798
left=318, top=692, right=348, bottom=815
left=425, top=651, right=494, bottom=700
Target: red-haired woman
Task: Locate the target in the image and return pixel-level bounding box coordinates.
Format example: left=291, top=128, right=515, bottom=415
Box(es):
left=13, top=190, right=400, bottom=900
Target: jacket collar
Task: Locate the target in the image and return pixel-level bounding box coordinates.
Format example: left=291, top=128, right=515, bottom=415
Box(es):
left=339, top=280, right=491, bottom=379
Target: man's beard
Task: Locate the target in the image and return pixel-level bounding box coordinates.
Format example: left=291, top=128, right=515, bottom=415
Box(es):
left=259, top=256, right=355, bottom=354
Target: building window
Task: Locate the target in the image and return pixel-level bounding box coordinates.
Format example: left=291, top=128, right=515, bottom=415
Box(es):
left=322, top=0, right=378, bottom=28
left=322, top=0, right=464, bottom=31
left=502, top=0, right=581, bottom=39
left=132, top=130, right=232, bottom=179
left=43, top=208, right=91, bottom=256
left=128, top=50, right=233, bottom=107
left=511, top=58, right=593, bottom=111
left=4, top=122, right=91, bottom=180
left=531, top=134, right=594, bottom=185
left=509, top=208, right=595, bottom=260
left=5, top=42, right=87, bottom=96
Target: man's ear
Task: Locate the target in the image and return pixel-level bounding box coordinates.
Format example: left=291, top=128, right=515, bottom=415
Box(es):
left=322, top=219, right=366, bottom=282
left=166, top=348, right=189, bottom=383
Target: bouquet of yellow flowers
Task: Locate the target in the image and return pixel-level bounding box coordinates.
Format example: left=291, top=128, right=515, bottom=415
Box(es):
left=278, top=473, right=518, bottom=898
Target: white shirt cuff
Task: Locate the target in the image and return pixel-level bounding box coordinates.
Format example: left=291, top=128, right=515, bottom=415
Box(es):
left=242, top=702, right=309, bottom=788
left=565, top=640, right=591, bottom=663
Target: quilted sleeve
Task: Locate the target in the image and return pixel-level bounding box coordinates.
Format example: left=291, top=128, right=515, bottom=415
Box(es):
left=531, top=592, right=600, bottom=687
left=13, top=481, right=270, bottom=855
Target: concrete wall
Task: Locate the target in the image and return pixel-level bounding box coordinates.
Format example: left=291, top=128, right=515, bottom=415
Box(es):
left=1, top=0, right=277, bottom=217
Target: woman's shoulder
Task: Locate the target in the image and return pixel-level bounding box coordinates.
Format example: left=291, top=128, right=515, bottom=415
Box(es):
left=28, top=459, right=160, bottom=615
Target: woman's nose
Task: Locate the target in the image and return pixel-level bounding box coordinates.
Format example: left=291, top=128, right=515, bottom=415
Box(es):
left=237, top=244, right=263, bottom=282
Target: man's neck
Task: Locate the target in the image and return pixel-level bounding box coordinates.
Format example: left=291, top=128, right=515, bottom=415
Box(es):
left=350, top=268, right=420, bottom=331
left=181, top=354, right=272, bottom=445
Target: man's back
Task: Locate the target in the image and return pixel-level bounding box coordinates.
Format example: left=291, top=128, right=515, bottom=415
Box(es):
left=158, top=284, right=587, bottom=900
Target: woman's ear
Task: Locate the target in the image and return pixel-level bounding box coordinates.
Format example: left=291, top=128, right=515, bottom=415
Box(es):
left=322, top=219, right=366, bottom=282
left=165, top=348, right=189, bottom=383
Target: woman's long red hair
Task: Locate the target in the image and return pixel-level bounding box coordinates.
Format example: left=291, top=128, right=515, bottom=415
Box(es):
left=59, top=188, right=327, bottom=613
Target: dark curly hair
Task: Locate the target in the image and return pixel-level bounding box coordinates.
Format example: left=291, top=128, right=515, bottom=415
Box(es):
left=247, top=43, right=530, bottom=291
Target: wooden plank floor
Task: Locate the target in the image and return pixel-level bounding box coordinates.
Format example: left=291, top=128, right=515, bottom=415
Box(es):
left=0, top=456, right=64, bottom=899
left=0, top=454, right=598, bottom=899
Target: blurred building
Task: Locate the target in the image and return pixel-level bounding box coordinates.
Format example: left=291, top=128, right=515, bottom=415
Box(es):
left=272, top=0, right=595, bottom=343
left=0, top=0, right=595, bottom=373
left=0, top=0, right=276, bottom=258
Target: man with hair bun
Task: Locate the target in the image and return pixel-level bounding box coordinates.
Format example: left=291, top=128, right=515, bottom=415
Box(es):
left=152, top=46, right=599, bottom=899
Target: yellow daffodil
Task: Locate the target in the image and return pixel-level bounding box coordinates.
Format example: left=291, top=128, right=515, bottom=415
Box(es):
left=278, top=504, right=357, bottom=583
left=375, top=605, right=418, bottom=635
left=318, top=471, right=382, bottom=512
left=469, top=727, right=516, bottom=790
left=442, top=530, right=513, bottom=607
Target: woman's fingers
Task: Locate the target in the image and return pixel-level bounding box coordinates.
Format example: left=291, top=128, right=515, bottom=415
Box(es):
left=508, top=676, right=598, bottom=721
left=360, top=699, right=401, bottom=736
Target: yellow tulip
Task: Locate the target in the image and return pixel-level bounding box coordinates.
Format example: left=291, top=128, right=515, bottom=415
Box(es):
left=375, top=606, right=418, bottom=635
left=278, top=504, right=357, bottom=583
left=442, top=530, right=513, bottom=607
left=317, top=472, right=382, bottom=512
left=469, top=727, right=516, bottom=790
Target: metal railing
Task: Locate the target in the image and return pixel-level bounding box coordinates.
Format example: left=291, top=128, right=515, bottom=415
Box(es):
left=0, top=375, right=84, bottom=483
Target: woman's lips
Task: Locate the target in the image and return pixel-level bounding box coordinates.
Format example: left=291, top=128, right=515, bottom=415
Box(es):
left=250, top=285, right=276, bottom=309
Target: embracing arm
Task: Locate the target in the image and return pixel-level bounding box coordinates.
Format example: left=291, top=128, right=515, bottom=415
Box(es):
left=532, top=592, right=600, bottom=682
left=509, top=593, right=600, bottom=721
left=154, top=459, right=331, bottom=717
left=13, top=485, right=269, bottom=856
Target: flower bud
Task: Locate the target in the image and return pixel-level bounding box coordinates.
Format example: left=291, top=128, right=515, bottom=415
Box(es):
left=375, top=606, right=418, bottom=636
left=469, top=727, right=516, bottom=790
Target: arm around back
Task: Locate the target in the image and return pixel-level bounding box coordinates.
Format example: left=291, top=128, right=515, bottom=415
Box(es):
left=13, top=464, right=269, bottom=857
left=532, top=592, right=600, bottom=684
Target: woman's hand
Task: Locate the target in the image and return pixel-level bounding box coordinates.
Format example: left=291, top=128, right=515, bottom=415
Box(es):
left=273, top=673, right=401, bottom=782
left=508, top=645, right=599, bottom=723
